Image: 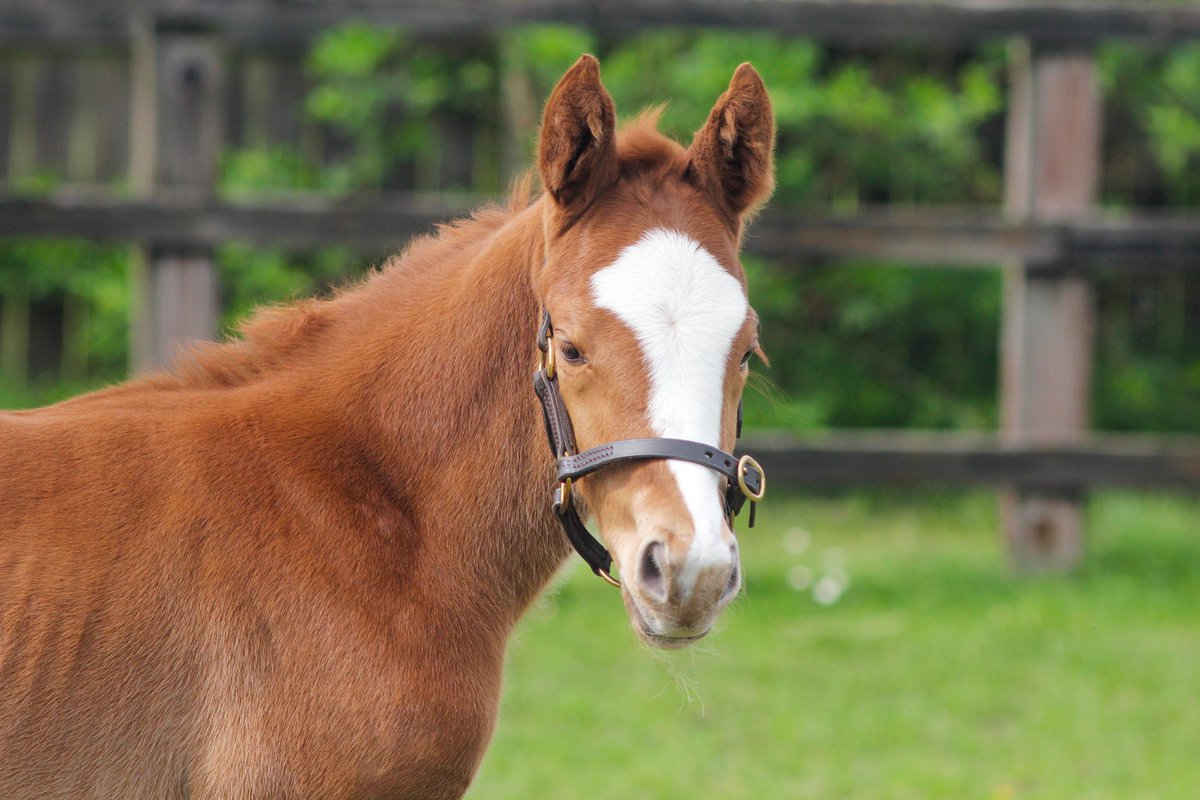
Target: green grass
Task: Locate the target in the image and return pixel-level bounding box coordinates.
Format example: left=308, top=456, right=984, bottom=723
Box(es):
left=469, top=491, right=1200, bottom=800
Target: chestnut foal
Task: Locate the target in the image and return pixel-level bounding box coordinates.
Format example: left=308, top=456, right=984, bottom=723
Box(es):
left=0, top=56, right=774, bottom=798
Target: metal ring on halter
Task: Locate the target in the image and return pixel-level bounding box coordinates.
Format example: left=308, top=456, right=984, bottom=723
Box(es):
left=597, top=568, right=621, bottom=588
left=737, top=454, right=766, bottom=501
left=555, top=478, right=572, bottom=510
left=539, top=334, right=557, bottom=379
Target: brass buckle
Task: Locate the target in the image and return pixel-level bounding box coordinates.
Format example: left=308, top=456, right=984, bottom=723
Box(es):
left=538, top=332, right=557, bottom=379
left=597, top=568, right=621, bottom=588
left=737, top=454, right=766, bottom=501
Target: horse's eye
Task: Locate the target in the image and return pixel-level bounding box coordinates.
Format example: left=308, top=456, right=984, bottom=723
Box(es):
left=560, top=341, right=586, bottom=365
left=740, top=350, right=754, bottom=368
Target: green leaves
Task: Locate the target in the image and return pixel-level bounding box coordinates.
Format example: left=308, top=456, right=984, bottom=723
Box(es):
left=308, top=24, right=400, bottom=79
left=1101, top=41, right=1200, bottom=207
left=299, top=27, right=501, bottom=192
left=503, top=28, right=1005, bottom=207
left=0, top=238, right=131, bottom=386
left=743, top=259, right=1003, bottom=431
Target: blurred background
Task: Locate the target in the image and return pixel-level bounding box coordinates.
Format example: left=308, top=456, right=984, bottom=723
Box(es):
left=1, top=2, right=1198, bottom=797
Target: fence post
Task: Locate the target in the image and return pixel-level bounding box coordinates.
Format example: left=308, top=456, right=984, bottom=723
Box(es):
left=1000, top=40, right=1101, bottom=571
left=129, top=16, right=224, bottom=373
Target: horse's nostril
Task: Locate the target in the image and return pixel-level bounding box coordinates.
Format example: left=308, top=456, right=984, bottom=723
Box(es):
left=723, top=562, right=740, bottom=599
left=638, top=541, right=667, bottom=602
left=722, top=545, right=741, bottom=601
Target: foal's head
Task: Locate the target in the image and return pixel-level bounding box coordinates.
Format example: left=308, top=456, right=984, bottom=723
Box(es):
left=534, top=56, right=773, bottom=648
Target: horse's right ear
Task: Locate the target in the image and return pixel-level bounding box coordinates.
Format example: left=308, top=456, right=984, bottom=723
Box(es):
left=538, top=55, right=619, bottom=229
left=686, top=63, right=775, bottom=225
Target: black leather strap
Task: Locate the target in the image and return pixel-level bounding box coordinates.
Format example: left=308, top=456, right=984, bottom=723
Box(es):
left=533, top=370, right=576, bottom=458
left=552, top=487, right=614, bottom=577
left=535, top=364, right=613, bottom=577
left=558, top=437, right=760, bottom=495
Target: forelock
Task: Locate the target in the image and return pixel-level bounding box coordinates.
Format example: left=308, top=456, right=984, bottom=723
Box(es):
left=616, top=110, right=690, bottom=181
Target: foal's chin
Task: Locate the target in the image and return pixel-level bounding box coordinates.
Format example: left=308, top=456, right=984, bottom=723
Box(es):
left=621, top=590, right=719, bottom=651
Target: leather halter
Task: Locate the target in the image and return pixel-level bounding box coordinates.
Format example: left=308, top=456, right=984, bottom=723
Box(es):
left=532, top=311, right=765, bottom=587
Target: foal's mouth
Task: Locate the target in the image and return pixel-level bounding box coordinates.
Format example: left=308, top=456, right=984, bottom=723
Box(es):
left=626, top=592, right=713, bottom=650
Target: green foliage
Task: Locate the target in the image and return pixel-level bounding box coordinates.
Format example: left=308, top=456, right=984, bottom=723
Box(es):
left=0, top=239, right=130, bottom=385
left=1092, top=44, right=1200, bottom=431
left=508, top=29, right=1005, bottom=206
left=217, top=243, right=367, bottom=334
left=221, top=147, right=323, bottom=197
left=304, top=24, right=499, bottom=192
left=1101, top=42, right=1200, bottom=206
left=1093, top=274, right=1200, bottom=432
left=744, top=259, right=1002, bottom=430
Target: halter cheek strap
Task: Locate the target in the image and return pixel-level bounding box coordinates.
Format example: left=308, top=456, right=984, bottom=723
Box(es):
left=533, top=311, right=766, bottom=587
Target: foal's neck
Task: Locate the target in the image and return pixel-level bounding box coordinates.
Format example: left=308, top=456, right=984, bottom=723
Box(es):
left=310, top=199, right=569, bottom=623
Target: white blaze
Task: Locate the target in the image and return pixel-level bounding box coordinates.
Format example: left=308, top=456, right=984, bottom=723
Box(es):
left=590, top=228, right=748, bottom=585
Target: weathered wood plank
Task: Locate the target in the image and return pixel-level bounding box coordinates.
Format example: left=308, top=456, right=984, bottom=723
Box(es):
left=94, top=56, right=130, bottom=182
left=0, top=58, right=11, bottom=180
left=3, top=0, right=1200, bottom=47
left=232, top=54, right=268, bottom=149
left=1000, top=43, right=1102, bottom=571
left=129, top=21, right=225, bottom=373
left=68, top=57, right=101, bottom=182
left=140, top=247, right=220, bottom=369
left=3, top=194, right=1200, bottom=272
left=1063, top=217, right=1200, bottom=270
left=34, top=57, right=72, bottom=178
left=6, top=56, right=39, bottom=182
left=740, top=433, right=1200, bottom=490
left=745, top=209, right=1060, bottom=267
left=0, top=192, right=463, bottom=253
left=267, top=57, right=306, bottom=147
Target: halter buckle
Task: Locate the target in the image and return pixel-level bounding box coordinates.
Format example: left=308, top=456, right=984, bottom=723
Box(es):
left=554, top=478, right=572, bottom=512
left=737, top=454, right=766, bottom=501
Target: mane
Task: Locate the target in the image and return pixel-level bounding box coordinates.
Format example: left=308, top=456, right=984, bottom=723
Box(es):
left=616, top=107, right=690, bottom=180
left=116, top=113, right=687, bottom=396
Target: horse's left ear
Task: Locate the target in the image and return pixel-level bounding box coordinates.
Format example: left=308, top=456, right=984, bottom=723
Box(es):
left=687, top=63, right=775, bottom=223
left=538, top=54, right=619, bottom=229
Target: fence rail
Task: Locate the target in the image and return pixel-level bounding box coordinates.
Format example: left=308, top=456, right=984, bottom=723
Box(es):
left=745, top=433, right=1200, bottom=491
left=5, top=193, right=1200, bottom=272
left=4, top=0, right=1200, bottom=47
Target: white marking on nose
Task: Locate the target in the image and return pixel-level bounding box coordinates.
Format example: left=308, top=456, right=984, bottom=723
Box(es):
left=591, top=229, right=747, bottom=592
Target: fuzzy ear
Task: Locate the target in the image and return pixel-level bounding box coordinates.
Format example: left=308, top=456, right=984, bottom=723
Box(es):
left=537, top=55, right=619, bottom=227
left=687, top=63, right=775, bottom=222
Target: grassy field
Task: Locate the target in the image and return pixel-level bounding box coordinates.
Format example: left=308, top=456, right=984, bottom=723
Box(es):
left=468, top=490, right=1200, bottom=800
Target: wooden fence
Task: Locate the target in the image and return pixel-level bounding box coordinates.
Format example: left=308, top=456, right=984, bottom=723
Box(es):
left=1, top=0, right=1199, bottom=570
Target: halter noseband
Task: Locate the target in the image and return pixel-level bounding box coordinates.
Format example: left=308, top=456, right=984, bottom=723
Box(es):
left=533, top=311, right=765, bottom=588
